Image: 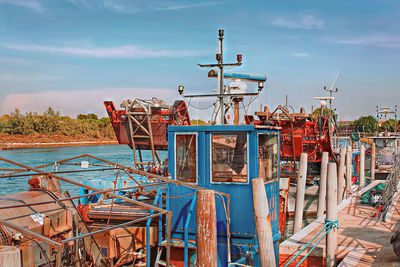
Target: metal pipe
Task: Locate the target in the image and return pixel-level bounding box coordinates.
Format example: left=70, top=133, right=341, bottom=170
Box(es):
left=371, top=143, right=376, bottom=180
left=62, top=211, right=168, bottom=243
left=0, top=156, right=167, bottom=213
left=166, top=212, right=172, bottom=267
left=0, top=167, right=118, bottom=179
left=0, top=218, right=62, bottom=246
left=218, top=29, right=224, bottom=125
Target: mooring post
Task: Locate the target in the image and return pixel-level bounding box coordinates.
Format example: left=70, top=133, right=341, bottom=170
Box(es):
left=252, top=178, right=276, bottom=267
left=345, top=145, right=352, bottom=197
left=337, top=148, right=346, bottom=204
left=371, top=143, right=376, bottom=180
left=196, top=190, right=217, bottom=267
left=326, top=162, right=338, bottom=267
left=294, top=153, right=307, bottom=234
left=360, top=145, right=365, bottom=188
left=317, top=152, right=329, bottom=218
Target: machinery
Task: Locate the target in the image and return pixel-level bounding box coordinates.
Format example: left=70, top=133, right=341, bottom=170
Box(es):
left=104, top=98, right=190, bottom=170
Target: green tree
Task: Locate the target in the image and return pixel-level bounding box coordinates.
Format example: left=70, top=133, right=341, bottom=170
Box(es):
left=312, top=107, right=335, bottom=119
left=352, top=115, right=377, bottom=132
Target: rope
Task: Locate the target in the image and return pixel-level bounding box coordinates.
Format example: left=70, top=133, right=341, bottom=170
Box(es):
left=284, top=219, right=338, bottom=267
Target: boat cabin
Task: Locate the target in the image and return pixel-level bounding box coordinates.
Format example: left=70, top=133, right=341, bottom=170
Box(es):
left=166, top=124, right=281, bottom=266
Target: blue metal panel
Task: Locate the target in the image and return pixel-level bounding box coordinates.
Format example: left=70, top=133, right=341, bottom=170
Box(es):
left=210, top=69, right=267, bottom=82
left=167, top=125, right=281, bottom=266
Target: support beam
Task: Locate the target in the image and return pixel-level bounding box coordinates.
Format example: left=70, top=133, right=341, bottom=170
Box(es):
left=196, top=190, right=217, bottom=267
left=252, top=178, right=276, bottom=267
left=371, top=143, right=376, bottom=180
left=337, top=148, right=346, bottom=204
left=293, top=153, right=307, bottom=234
left=326, top=162, right=338, bottom=267
left=360, top=145, right=365, bottom=188
left=346, top=146, right=352, bottom=197
left=317, top=152, right=329, bottom=218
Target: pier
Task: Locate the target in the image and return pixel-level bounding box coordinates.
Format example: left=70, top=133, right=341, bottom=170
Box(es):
left=280, top=178, right=400, bottom=266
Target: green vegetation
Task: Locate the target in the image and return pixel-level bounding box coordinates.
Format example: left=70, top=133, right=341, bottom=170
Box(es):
left=0, top=107, right=115, bottom=139
left=351, top=115, right=377, bottom=133
left=312, top=107, right=336, bottom=118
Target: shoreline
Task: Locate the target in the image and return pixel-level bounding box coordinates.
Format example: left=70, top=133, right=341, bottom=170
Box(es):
left=0, top=140, right=119, bottom=150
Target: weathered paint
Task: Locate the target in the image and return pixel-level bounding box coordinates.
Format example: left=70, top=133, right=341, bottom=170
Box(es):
left=167, top=124, right=281, bottom=266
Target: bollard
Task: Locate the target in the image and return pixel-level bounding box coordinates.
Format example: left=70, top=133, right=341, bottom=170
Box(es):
left=326, top=162, right=338, bottom=267
left=360, top=145, right=365, bottom=188
left=346, top=145, right=352, bottom=197
left=293, top=153, right=307, bottom=234
left=371, top=143, right=376, bottom=180
left=337, top=149, right=346, bottom=203
left=252, top=178, right=276, bottom=267
left=317, top=152, right=329, bottom=218
left=196, top=190, right=217, bottom=267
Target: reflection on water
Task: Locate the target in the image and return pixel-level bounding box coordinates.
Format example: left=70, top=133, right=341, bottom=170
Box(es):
left=0, top=145, right=167, bottom=197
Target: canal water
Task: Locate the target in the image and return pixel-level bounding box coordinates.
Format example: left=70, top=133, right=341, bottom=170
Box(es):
left=0, top=145, right=166, bottom=197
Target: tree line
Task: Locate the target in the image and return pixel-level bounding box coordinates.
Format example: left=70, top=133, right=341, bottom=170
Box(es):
left=0, top=107, right=115, bottom=139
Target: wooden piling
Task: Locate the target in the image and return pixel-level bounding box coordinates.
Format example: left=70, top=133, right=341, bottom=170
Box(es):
left=345, top=145, right=352, bottom=197
left=371, top=143, right=376, bottom=180
left=317, top=152, right=329, bottom=218
left=196, top=190, right=217, bottom=267
left=293, top=153, right=307, bottom=234
left=252, top=178, right=276, bottom=267
left=360, top=145, right=365, bottom=188
left=326, top=162, right=338, bottom=267
left=337, top=148, right=346, bottom=204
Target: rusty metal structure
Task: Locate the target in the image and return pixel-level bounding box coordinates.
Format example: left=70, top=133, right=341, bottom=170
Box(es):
left=246, top=104, right=335, bottom=179
left=0, top=155, right=174, bottom=266
left=104, top=98, right=190, bottom=170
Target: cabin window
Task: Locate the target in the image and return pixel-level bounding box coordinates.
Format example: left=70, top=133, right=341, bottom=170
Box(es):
left=175, top=134, right=197, bottom=183
left=211, top=133, right=248, bottom=183
left=258, top=133, right=279, bottom=183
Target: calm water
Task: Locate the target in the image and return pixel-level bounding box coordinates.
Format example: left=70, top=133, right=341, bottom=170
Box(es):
left=0, top=145, right=167, bottom=197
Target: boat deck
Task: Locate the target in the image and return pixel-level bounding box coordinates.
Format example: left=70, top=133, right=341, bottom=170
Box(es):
left=280, top=180, right=400, bottom=266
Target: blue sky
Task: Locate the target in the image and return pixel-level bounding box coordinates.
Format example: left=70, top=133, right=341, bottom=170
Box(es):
left=0, top=0, right=399, bottom=121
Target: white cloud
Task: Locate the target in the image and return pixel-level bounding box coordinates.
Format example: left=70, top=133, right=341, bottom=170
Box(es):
left=292, top=53, right=309, bottom=57
left=155, top=2, right=224, bottom=11
left=0, top=88, right=178, bottom=117
left=2, top=44, right=207, bottom=59
left=67, top=0, right=226, bottom=13
left=272, top=15, right=324, bottom=29
left=0, top=0, right=44, bottom=13
left=337, top=33, right=400, bottom=48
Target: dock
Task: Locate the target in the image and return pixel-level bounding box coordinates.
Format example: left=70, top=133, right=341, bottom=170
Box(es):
left=280, top=179, right=400, bottom=266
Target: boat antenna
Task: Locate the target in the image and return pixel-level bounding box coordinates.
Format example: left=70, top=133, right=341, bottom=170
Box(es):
left=323, top=69, right=341, bottom=112
left=178, top=30, right=264, bottom=125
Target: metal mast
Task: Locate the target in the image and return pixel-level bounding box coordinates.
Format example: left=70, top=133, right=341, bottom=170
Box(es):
left=217, top=30, right=224, bottom=124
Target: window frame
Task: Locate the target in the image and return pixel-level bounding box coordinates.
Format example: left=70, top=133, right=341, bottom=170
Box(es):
left=174, top=132, right=198, bottom=184
left=209, top=132, right=250, bottom=185
left=257, top=132, right=280, bottom=184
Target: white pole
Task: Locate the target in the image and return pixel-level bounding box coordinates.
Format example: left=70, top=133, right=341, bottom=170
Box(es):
left=346, top=145, right=352, bottom=197
left=317, top=152, right=329, bottom=218
left=371, top=143, right=376, bottom=180
left=337, top=148, right=346, bottom=204
left=326, top=162, right=338, bottom=267
left=293, top=153, right=307, bottom=234
left=252, top=178, right=276, bottom=267
left=360, top=145, right=365, bottom=188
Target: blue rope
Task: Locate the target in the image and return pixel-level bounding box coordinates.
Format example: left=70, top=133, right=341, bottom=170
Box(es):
left=284, top=219, right=338, bottom=267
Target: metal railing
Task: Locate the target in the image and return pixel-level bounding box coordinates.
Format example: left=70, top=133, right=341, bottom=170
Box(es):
left=379, top=155, right=400, bottom=222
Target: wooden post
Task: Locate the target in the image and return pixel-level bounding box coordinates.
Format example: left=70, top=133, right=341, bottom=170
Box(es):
left=326, top=162, right=338, bottom=267
left=252, top=178, right=276, bottom=267
left=337, top=148, right=346, bottom=204
left=360, top=145, right=365, bottom=188
left=293, top=153, right=307, bottom=234
left=346, top=145, right=352, bottom=197
left=371, top=143, right=376, bottom=180
left=317, top=152, right=329, bottom=218
left=196, top=190, right=217, bottom=267
left=233, top=99, right=240, bottom=125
